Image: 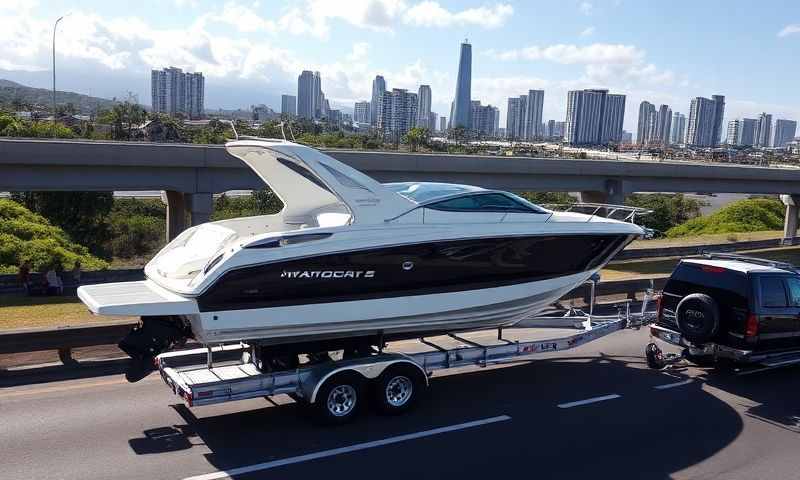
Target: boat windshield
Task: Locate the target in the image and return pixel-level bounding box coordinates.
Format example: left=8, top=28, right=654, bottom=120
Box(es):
left=384, top=182, right=486, bottom=204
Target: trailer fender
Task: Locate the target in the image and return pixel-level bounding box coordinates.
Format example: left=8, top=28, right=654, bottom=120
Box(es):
left=306, top=356, right=428, bottom=404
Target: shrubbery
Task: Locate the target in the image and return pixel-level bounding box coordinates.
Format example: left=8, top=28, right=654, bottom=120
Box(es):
left=625, top=194, right=705, bottom=235
left=666, top=198, right=784, bottom=237
left=0, top=199, right=108, bottom=273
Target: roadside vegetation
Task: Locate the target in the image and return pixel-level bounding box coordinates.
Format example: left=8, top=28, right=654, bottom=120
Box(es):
left=666, top=198, right=784, bottom=237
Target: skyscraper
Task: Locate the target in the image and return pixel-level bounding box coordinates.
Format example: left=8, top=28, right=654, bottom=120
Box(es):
left=370, top=75, right=386, bottom=126
left=522, top=90, right=544, bottom=140
left=505, top=96, right=526, bottom=139
left=417, top=85, right=432, bottom=129
left=637, top=101, right=656, bottom=144
left=686, top=96, right=724, bottom=147
left=451, top=40, right=472, bottom=129
left=654, top=105, right=672, bottom=145
left=378, top=88, right=418, bottom=141
left=353, top=101, right=370, bottom=123
left=755, top=113, right=773, bottom=147
left=439, top=116, right=447, bottom=133
left=313, top=71, right=324, bottom=119
left=297, top=70, right=315, bottom=119
left=564, top=89, right=625, bottom=145
left=727, top=119, right=741, bottom=145
left=671, top=112, right=686, bottom=144
left=429, top=112, right=438, bottom=132
left=470, top=101, right=499, bottom=137
left=281, top=94, right=296, bottom=116
left=151, top=67, right=205, bottom=119
left=774, top=119, right=798, bottom=148
left=739, top=118, right=757, bottom=146
left=711, top=95, right=726, bottom=146
left=601, top=94, right=626, bottom=144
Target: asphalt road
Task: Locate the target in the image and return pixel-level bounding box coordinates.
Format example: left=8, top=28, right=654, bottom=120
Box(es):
left=2, top=328, right=800, bottom=480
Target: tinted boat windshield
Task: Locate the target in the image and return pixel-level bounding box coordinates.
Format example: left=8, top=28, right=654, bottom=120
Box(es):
left=384, top=182, right=486, bottom=203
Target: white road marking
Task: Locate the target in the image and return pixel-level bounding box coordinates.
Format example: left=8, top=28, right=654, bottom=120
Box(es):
left=183, top=415, right=512, bottom=480
left=557, top=394, right=621, bottom=409
left=654, top=379, right=694, bottom=390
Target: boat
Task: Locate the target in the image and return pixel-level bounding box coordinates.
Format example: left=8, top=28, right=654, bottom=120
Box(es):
left=77, top=139, right=646, bottom=381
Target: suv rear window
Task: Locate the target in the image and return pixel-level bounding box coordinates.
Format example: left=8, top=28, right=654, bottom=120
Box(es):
left=665, top=262, right=750, bottom=308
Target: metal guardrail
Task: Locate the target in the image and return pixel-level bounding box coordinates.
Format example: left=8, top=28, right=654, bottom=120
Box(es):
left=0, top=277, right=668, bottom=370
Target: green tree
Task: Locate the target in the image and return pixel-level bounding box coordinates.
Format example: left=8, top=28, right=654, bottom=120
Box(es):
left=403, top=127, right=429, bottom=152
left=625, top=193, right=705, bottom=235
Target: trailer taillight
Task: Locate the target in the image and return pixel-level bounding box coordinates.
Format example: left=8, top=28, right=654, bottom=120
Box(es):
left=745, top=313, right=758, bottom=337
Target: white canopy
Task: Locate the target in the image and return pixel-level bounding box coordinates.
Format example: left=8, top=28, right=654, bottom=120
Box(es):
left=225, top=140, right=414, bottom=225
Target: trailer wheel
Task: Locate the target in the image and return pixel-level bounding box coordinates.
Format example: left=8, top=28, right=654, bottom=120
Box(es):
left=313, top=372, right=364, bottom=425
left=645, top=343, right=666, bottom=369
left=372, top=364, right=425, bottom=415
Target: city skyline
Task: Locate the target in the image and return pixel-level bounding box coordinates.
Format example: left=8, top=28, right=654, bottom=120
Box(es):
left=3, top=1, right=799, bottom=133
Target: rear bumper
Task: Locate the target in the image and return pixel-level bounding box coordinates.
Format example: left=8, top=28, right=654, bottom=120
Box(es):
left=649, top=325, right=756, bottom=362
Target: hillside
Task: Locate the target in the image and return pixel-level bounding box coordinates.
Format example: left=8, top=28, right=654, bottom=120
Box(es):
left=0, top=79, right=119, bottom=114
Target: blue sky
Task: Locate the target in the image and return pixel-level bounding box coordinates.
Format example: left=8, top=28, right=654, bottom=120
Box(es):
left=1, top=0, right=798, bottom=132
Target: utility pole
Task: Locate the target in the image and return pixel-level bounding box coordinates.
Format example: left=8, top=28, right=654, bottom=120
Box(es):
left=52, top=14, right=69, bottom=137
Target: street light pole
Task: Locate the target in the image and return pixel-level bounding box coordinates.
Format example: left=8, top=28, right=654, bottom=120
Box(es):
left=52, top=15, right=67, bottom=137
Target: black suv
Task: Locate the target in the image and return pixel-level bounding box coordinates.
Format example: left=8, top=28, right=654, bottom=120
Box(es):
left=648, top=253, right=800, bottom=367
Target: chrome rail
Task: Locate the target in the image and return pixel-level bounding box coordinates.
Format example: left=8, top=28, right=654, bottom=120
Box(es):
left=543, top=202, right=652, bottom=224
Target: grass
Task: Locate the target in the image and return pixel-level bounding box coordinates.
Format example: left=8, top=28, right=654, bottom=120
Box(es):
left=0, top=295, right=135, bottom=331
left=626, top=230, right=784, bottom=249
left=602, top=245, right=800, bottom=281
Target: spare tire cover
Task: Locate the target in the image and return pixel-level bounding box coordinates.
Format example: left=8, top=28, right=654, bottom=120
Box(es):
left=675, top=293, right=720, bottom=343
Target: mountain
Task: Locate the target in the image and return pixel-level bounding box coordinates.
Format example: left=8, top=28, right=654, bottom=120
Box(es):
left=0, top=79, right=119, bottom=114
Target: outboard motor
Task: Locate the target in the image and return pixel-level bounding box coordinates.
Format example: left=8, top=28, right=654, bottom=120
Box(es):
left=118, top=316, right=191, bottom=382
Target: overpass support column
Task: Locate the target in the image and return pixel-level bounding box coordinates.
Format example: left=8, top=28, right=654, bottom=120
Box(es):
left=578, top=179, right=632, bottom=205
left=781, top=195, right=800, bottom=245
left=187, top=192, right=214, bottom=226
left=163, top=190, right=186, bottom=241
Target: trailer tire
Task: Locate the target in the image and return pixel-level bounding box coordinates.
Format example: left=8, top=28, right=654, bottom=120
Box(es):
left=372, top=364, right=425, bottom=415
left=313, top=372, right=364, bottom=425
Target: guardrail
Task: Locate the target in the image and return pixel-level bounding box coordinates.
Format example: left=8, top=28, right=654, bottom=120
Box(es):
left=0, top=276, right=669, bottom=371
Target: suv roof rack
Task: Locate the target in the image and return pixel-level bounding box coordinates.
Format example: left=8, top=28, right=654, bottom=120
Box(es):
left=701, top=252, right=798, bottom=271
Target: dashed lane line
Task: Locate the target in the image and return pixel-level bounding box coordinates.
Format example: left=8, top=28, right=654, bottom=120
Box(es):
left=557, top=394, right=621, bottom=409
left=653, top=379, right=694, bottom=390
left=182, top=415, right=512, bottom=480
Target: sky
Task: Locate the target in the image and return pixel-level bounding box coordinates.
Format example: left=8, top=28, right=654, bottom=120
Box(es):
left=1, top=0, right=799, bottom=133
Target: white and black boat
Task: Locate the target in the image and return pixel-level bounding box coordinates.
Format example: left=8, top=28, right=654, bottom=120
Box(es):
left=77, top=139, right=645, bottom=380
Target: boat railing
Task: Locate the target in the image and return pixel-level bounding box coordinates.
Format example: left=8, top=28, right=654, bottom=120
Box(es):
left=544, top=202, right=652, bottom=224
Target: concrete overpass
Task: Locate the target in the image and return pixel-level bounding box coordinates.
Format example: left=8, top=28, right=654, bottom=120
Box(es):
left=2, top=138, right=800, bottom=241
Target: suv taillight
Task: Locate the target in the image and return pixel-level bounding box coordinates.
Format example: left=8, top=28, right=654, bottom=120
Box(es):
left=745, top=313, right=758, bottom=337
left=655, top=293, right=663, bottom=321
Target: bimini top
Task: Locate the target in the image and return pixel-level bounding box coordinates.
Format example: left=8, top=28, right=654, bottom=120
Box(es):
left=225, top=139, right=415, bottom=225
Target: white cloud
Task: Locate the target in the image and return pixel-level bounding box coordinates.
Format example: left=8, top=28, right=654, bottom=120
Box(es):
left=579, top=26, right=595, bottom=37
left=404, top=2, right=513, bottom=29
left=211, top=2, right=277, bottom=33
left=488, top=43, right=646, bottom=65
left=778, top=24, right=800, bottom=37
left=579, top=1, right=593, bottom=15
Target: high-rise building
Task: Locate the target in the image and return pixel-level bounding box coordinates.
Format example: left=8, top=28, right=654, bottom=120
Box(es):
left=451, top=40, right=472, bottom=129
left=564, top=89, right=625, bottom=145
left=378, top=88, right=418, bottom=141
left=371, top=75, right=386, bottom=126
left=739, top=118, right=758, bottom=146
left=353, top=101, right=370, bottom=123
left=637, top=101, right=656, bottom=144
left=755, top=113, right=773, bottom=147
left=523, top=90, right=544, bottom=140
left=711, top=95, right=726, bottom=146
left=328, top=109, right=342, bottom=128
left=429, top=112, right=438, bottom=132
left=297, top=70, right=316, bottom=119
left=621, top=131, right=633, bottom=144
left=686, top=95, right=724, bottom=147
left=417, top=85, right=432, bottom=129
left=670, top=112, right=686, bottom=144
left=601, top=94, right=626, bottom=144
left=726, top=119, right=741, bottom=145
left=151, top=67, right=204, bottom=119
left=773, top=119, right=797, bottom=148
left=506, top=96, right=527, bottom=140
left=439, top=116, right=447, bottom=133
left=654, top=105, right=672, bottom=145
left=313, top=71, right=324, bottom=119
left=281, top=94, right=296, bottom=116
left=470, top=101, right=499, bottom=137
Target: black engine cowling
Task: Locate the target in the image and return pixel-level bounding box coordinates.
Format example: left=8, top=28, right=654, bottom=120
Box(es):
left=118, top=316, right=192, bottom=382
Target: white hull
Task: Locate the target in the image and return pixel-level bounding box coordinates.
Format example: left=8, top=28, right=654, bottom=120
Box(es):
left=188, top=270, right=594, bottom=344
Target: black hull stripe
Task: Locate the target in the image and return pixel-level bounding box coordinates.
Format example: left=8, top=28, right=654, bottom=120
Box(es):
left=197, top=234, right=634, bottom=312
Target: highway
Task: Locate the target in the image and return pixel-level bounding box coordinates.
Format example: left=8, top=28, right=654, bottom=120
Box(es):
left=2, top=328, right=800, bottom=480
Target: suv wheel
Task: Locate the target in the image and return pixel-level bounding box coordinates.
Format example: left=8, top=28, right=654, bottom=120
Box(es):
left=676, top=293, right=720, bottom=343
